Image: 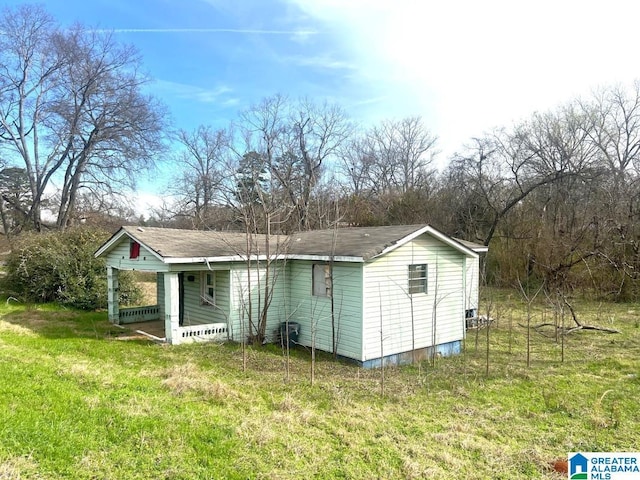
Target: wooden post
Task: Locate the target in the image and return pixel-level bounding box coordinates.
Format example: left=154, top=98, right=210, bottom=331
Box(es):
left=107, top=267, right=119, bottom=324
left=164, top=272, right=180, bottom=344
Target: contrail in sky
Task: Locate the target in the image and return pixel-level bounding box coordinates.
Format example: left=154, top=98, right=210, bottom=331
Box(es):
left=93, top=28, right=318, bottom=35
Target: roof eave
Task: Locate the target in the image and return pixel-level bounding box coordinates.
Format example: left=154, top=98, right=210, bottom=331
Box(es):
left=94, top=227, right=128, bottom=258
left=164, top=255, right=268, bottom=264
left=286, top=254, right=364, bottom=263
left=164, top=254, right=365, bottom=264
left=370, top=225, right=479, bottom=260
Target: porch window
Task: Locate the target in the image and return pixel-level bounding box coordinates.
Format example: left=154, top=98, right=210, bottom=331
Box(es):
left=201, top=272, right=216, bottom=305
left=408, top=264, right=428, bottom=294
left=312, top=263, right=332, bottom=297
left=129, top=241, right=140, bottom=259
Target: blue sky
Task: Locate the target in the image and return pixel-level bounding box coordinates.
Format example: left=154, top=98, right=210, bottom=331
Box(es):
left=4, top=0, right=640, bottom=213
left=31, top=0, right=417, bottom=131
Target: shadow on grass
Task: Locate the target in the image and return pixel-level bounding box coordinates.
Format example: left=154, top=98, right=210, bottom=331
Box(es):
left=0, top=300, right=155, bottom=343
left=0, top=300, right=351, bottom=371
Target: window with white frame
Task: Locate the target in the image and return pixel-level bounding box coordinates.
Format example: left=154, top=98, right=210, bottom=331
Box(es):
left=408, top=264, right=428, bottom=294
left=312, top=263, right=332, bottom=297
left=201, top=272, right=216, bottom=305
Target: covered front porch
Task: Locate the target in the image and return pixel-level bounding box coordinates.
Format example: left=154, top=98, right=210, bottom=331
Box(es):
left=107, top=267, right=229, bottom=345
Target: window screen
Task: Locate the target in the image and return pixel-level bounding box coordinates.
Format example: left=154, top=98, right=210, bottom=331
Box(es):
left=408, top=264, right=427, bottom=294
left=312, top=264, right=332, bottom=297
left=201, top=272, right=216, bottom=305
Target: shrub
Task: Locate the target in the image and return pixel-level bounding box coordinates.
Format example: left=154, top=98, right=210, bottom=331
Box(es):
left=2, top=227, right=142, bottom=309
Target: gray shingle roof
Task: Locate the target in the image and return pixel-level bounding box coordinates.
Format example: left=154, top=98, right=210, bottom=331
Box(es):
left=287, top=225, right=432, bottom=259
left=120, top=226, right=278, bottom=259
left=97, top=224, right=483, bottom=262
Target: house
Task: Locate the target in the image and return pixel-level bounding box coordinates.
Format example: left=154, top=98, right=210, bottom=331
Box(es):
left=95, top=225, right=487, bottom=367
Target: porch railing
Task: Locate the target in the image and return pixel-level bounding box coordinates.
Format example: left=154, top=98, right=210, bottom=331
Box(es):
left=118, top=305, right=160, bottom=324
left=178, top=323, right=228, bottom=343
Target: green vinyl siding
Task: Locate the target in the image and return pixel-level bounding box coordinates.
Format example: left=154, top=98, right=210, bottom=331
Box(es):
left=102, top=229, right=472, bottom=363
left=288, top=261, right=363, bottom=361
left=157, top=270, right=230, bottom=325
left=105, top=237, right=167, bottom=272
left=181, top=270, right=229, bottom=326
left=362, top=234, right=465, bottom=361
left=227, top=262, right=288, bottom=342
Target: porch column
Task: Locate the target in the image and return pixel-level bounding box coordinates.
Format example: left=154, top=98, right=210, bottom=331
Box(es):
left=164, top=272, right=180, bottom=344
left=107, top=266, right=119, bottom=324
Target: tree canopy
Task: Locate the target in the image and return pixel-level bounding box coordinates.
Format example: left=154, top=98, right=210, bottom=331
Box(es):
left=2, top=5, right=640, bottom=302
left=0, top=4, right=167, bottom=232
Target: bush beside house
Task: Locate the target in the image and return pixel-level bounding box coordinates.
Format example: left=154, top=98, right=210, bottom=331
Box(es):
left=2, top=228, right=141, bottom=310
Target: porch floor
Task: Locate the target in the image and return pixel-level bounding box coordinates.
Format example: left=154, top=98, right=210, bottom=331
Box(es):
left=120, top=320, right=165, bottom=341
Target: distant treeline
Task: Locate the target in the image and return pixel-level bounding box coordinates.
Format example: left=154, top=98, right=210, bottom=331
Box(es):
left=1, top=5, right=638, bottom=300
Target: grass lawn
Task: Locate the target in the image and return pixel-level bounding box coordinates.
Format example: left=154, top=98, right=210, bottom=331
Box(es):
left=0, top=291, right=639, bottom=479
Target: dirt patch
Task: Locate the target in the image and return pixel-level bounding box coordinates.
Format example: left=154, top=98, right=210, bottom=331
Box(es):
left=115, top=320, right=164, bottom=339
left=108, top=323, right=162, bottom=342
left=112, top=332, right=158, bottom=342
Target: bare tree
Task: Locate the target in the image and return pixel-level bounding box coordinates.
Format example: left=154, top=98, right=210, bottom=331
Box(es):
left=446, top=105, right=597, bottom=248
left=226, top=139, right=291, bottom=345
left=0, top=5, right=167, bottom=231
left=584, top=82, right=640, bottom=181
left=235, top=95, right=351, bottom=232
left=235, top=95, right=290, bottom=230
left=338, top=135, right=377, bottom=197
left=231, top=99, right=292, bottom=344
left=338, top=116, right=438, bottom=226
left=582, top=83, right=640, bottom=298
left=286, top=98, right=352, bottom=230
left=171, top=126, right=229, bottom=229
left=0, top=5, right=61, bottom=230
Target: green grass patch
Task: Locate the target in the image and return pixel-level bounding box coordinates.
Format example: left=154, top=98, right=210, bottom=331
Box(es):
left=0, top=292, right=639, bottom=478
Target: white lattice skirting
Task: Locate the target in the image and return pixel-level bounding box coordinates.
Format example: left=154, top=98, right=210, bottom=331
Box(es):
left=118, top=305, right=160, bottom=323
left=179, top=323, right=228, bottom=342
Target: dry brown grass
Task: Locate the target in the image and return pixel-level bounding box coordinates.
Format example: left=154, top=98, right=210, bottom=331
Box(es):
left=1, top=290, right=639, bottom=479
left=0, top=456, right=41, bottom=480
left=1, top=309, right=81, bottom=333
left=0, top=319, right=38, bottom=337
left=159, top=362, right=240, bottom=403
left=137, top=281, right=157, bottom=306
left=55, top=356, right=119, bottom=390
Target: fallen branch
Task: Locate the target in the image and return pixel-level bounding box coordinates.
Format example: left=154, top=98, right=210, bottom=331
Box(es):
left=563, top=297, right=580, bottom=326
left=566, top=324, right=620, bottom=334
left=520, top=322, right=620, bottom=335
left=523, top=322, right=558, bottom=338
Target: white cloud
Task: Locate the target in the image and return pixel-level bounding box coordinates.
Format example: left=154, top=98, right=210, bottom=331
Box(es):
left=284, top=54, right=356, bottom=70
left=289, top=0, right=640, bottom=157
left=100, top=27, right=319, bottom=35
left=151, top=80, right=234, bottom=104
left=133, top=191, right=173, bottom=219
